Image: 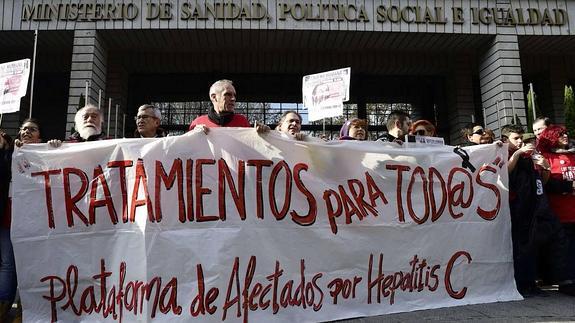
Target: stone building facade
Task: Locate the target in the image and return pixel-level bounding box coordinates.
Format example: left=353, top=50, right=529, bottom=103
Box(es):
left=1, top=0, right=574, bottom=142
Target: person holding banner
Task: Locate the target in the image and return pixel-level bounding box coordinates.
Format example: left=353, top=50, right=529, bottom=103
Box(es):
left=339, top=118, right=368, bottom=140
left=502, top=124, right=575, bottom=297
left=10, top=119, right=57, bottom=321
left=49, top=104, right=108, bottom=147
left=377, top=110, right=411, bottom=143
left=134, top=104, right=166, bottom=138
left=460, top=123, right=487, bottom=146
left=188, top=80, right=269, bottom=133
left=68, top=104, right=107, bottom=142
left=409, top=119, right=436, bottom=137
left=0, top=130, right=15, bottom=322
left=13, top=118, right=42, bottom=147
left=276, top=110, right=306, bottom=141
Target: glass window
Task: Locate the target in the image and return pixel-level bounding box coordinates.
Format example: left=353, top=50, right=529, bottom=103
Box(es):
left=152, top=101, right=413, bottom=140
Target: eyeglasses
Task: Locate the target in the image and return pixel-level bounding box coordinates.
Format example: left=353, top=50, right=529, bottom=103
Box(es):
left=415, top=129, right=426, bottom=136
left=473, top=129, right=485, bottom=136
left=134, top=115, right=157, bottom=121
left=20, top=126, right=39, bottom=132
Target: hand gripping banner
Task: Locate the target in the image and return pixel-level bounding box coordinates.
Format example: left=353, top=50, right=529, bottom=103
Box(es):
left=11, top=129, right=521, bottom=322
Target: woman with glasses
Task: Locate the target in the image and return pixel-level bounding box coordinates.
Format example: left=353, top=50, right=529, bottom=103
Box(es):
left=537, top=125, right=575, bottom=294
left=460, top=123, right=486, bottom=146
left=14, top=118, right=42, bottom=147
left=0, top=119, right=41, bottom=321
left=409, top=120, right=436, bottom=137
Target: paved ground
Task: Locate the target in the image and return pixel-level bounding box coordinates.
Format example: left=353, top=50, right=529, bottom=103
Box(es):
left=340, top=290, right=575, bottom=322
left=6, top=290, right=574, bottom=322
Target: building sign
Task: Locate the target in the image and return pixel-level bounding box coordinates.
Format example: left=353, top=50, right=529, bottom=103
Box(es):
left=21, top=1, right=568, bottom=26
left=12, top=130, right=521, bottom=322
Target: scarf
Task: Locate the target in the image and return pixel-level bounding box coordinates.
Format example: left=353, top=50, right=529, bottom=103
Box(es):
left=207, top=107, right=234, bottom=126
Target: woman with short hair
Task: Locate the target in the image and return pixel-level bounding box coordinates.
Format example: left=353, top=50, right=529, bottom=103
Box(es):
left=409, top=119, right=436, bottom=137
left=339, top=118, right=368, bottom=141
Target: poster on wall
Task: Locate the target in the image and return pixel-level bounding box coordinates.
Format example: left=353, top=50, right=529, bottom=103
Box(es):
left=11, top=129, right=521, bottom=322
left=0, top=59, right=30, bottom=113
left=302, top=67, right=350, bottom=121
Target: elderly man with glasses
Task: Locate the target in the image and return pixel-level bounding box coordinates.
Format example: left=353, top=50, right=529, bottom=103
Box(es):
left=134, top=104, right=166, bottom=138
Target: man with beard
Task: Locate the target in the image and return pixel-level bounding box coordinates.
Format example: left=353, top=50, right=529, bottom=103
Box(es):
left=67, top=104, right=108, bottom=142
left=188, top=80, right=268, bottom=132
left=48, top=104, right=108, bottom=147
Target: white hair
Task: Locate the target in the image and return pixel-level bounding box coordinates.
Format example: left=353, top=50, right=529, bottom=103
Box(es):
left=74, top=104, right=102, bottom=126
left=137, top=104, right=161, bottom=119
left=209, top=79, right=233, bottom=97
left=75, top=104, right=103, bottom=138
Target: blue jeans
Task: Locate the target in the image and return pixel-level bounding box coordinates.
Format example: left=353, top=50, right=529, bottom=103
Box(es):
left=0, top=228, right=16, bottom=303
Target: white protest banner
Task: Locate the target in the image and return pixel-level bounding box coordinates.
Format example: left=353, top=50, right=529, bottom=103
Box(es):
left=0, top=59, right=31, bottom=113
left=302, top=68, right=350, bottom=121
left=12, top=130, right=521, bottom=322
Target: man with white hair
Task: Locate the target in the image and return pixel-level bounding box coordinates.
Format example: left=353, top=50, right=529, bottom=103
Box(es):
left=68, top=104, right=107, bottom=142
left=134, top=104, right=165, bottom=138
left=48, top=104, right=107, bottom=147
left=188, top=79, right=268, bottom=132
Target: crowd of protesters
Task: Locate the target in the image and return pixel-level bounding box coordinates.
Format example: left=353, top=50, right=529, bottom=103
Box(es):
left=0, top=79, right=574, bottom=321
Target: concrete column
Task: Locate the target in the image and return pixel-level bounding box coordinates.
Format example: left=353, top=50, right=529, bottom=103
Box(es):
left=447, top=55, right=476, bottom=145
left=548, top=58, right=568, bottom=124
left=106, top=56, right=129, bottom=138
left=479, top=33, right=526, bottom=137
left=66, top=30, right=107, bottom=137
